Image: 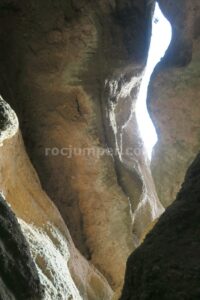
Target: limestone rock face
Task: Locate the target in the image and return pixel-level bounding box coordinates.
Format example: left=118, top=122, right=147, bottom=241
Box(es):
left=120, top=151, right=200, bottom=300
left=149, top=0, right=200, bottom=207
left=0, top=0, right=199, bottom=298
left=103, top=70, right=164, bottom=243
left=0, top=97, right=113, bottom=299
left=0, top=0, right=157, bottom=291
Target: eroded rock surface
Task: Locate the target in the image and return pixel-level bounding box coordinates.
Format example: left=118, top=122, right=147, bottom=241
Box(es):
left=0, top=97, right=113, bottom=299
left=0, top=0, right=157, bottom=290
left=149, top=0, right=200, bottom=207
left=102, top=70, right=164, bottom=247
left=0, top=194, right=43, bottom=300
left=0, top=0, right=198, bottom=298
left=120, top=151, right=200, bottom=300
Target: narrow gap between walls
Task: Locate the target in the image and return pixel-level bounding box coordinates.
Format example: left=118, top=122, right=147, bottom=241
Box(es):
left=136, top=2, right=172, bottom=160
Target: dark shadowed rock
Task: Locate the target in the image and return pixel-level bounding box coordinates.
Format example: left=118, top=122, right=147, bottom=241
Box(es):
left=120, top=152, right=200, bottom=300
left=0, top=194, right=43, bottom=299
left=158, top=0, right=194, bottom=66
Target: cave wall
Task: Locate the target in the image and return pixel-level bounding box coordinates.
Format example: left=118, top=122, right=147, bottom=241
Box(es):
left=0, top=97, right=113, bottom=299
left=0, top=0, right=199, bottom=298
left=0, top=194, right=43, bottom=300
left=120, top=1, right=200, bottom=298
left=120, top=151, right=200, bottom=300
left=149, top=0, right=200, bottom=207
left=0, top=0, right=157, bottom=293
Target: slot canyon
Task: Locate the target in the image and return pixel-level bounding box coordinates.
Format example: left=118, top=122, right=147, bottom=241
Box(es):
left=0, top=0, right=199, bottom=299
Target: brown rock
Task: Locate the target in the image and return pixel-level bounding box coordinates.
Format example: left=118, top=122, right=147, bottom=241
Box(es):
left=0, top=0, right=156, bottom=290
left=149, top=0, right=200, bottom=207
left=0, top=97, right=113, bottom=299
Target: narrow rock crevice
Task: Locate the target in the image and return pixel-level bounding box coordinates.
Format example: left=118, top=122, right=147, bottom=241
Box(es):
left=0, top=0, right=199, bottom=298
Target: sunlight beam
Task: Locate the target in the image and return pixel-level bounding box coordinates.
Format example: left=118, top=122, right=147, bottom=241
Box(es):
left=136, top=2, right=172, bottom=160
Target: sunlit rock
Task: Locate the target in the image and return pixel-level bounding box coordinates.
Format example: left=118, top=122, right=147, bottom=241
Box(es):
left=0, top=97, right=113, bottom=299
left=149, top=0, right=200, bottom=208
left=0, top=0, right=155, bottom=291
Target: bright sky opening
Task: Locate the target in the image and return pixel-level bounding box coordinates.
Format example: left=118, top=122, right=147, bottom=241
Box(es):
left=136, top=2, right=172, bottom=160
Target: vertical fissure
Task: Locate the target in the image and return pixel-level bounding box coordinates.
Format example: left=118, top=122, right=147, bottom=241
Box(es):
left=136, top=2, right=172, bottom=159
